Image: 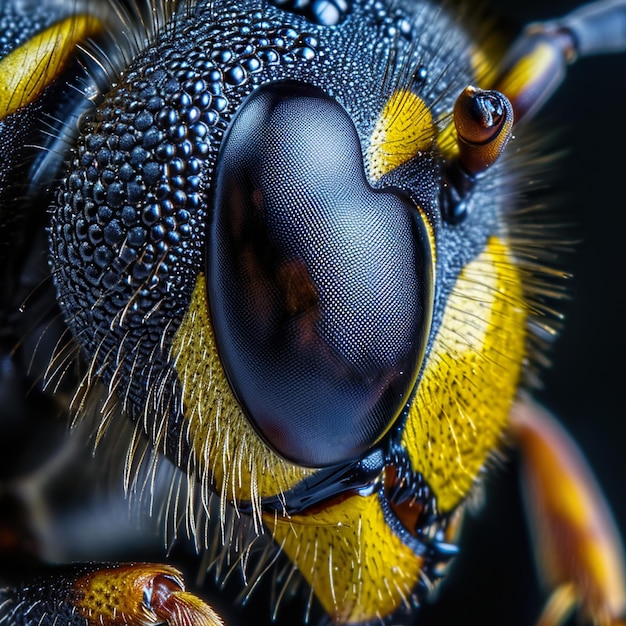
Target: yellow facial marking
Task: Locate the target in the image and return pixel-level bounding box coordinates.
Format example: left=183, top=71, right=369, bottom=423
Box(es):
left=172, top=273, right=314, bottom=506
left=265, top=492, right=424, bottom=624
left=403, top=237, right=527, bottom=512
left=367, top=89, right=434, bottom=181
left=0, top=15, right=101, bottom=119
left=437, top=119, right=459, bottom=161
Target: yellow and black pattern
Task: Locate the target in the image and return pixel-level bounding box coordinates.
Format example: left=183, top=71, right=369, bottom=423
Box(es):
left=0, top=2, right=103, bottom=308
left=0, top=1, right=625, bottom=626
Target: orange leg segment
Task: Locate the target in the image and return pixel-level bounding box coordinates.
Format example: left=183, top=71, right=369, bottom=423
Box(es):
left=510, top=399, right=626, bottom=626
left=0, top=562, right=224, bottom=626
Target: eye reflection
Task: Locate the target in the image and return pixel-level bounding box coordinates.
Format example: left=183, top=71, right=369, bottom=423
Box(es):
left=208, top=81, right=434, bottom=467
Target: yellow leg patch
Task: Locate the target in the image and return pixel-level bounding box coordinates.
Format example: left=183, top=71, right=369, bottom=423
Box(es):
left=72, top=563, right=223, bottom=626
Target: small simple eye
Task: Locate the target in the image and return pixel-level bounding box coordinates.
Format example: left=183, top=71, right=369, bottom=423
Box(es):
left=209, top=81, right=434, bottom=467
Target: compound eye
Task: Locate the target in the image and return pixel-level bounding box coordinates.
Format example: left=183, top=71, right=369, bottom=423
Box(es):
left=209, top=81, right=433, bottom=467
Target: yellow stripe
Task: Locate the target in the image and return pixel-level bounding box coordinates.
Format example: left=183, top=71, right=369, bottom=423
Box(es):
left=0, top=15, right=101, bottom=119
left=402, top=237, right=527, bottom=512
left=496, top=41, right=558, bottom=104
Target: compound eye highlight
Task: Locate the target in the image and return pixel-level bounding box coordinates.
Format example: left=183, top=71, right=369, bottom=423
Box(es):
left=209, top=81, right=434, bottom=467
